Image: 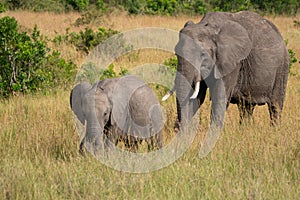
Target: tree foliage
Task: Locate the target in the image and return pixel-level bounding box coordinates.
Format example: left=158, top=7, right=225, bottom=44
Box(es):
left=1, top=0, right=299, bottom=15
left=53, top=27, right=119, bottom=54
left=0, top=16, right=76, bottom=97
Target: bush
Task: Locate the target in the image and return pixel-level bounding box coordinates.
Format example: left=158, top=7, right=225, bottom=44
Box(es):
left=162, top=56, right=177, bottom=75
left=251, top=0, right=299, bottom=15
left=285, top=40, right=298, bottom=76
left=145, top=0, right=179, bottom=15
left=181, top=0, right=208, bottom=15
left=99, top=64, right=128, bottom=80
left=128, top=0, right=141, bottom=14
left=208, top=0, right=252, bottom=12
left=73, top=8, right=106, bottom=26
left=0, top=2, right=6, bottom=13
left=0, top=16, right=76, bottom=97
left=3, top=0, right=68, bottom=12
left=76, top=62, right=128, bottom=83
left=1, top=0, right=299, bottom=15
left=53, top=27, right=119, bottom=54
left=67, top=0, right=89, bottom=11
left=288, top=49, right=298, bottom=76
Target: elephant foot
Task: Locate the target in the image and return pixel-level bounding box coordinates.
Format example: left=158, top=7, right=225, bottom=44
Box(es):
left=174, top=119, right=181, bottom=133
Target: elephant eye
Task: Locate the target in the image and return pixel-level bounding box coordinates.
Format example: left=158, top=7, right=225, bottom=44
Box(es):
left=103, top=112, right=108, bottom=116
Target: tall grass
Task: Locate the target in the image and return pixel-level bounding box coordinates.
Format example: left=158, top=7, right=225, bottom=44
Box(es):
left=0, top=11, right=300, bottom=199
left=1, top=86, right=299, bottom=199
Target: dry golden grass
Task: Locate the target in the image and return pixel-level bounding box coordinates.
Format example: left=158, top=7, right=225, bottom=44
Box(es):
left=0, top=11, right=81, bottom=36
left=0, top=11, right=300, bottom=199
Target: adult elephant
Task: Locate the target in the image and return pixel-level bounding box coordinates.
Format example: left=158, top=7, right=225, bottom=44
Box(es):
left=162, top=11, right=289, bottom=156
left=70, top=75, right=163, bottom=154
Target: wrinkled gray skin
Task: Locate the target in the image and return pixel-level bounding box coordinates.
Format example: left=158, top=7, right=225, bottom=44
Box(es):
left=166, top=11, right=289, bottom=131
left=70, top=76, right=163, bottom=153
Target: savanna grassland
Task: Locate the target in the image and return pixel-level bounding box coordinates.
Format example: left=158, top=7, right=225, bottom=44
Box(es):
left=1, top=11, right=300, bottom=199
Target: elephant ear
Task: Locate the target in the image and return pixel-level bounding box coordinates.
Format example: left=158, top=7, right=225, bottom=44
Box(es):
left=110, top=76, right=147, bottom=133
left=215, top=20, right=252, bottom=78
left=184, top=20, right=194, bottom=27
left=70, top=82, right=91, bottom=125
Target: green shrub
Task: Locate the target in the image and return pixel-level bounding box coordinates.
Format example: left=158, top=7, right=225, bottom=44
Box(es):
left=145, top=0, right=179, bottom=15
left=193, top=0, right=208, bottom=14
left=251, top=0, right=299, bottom=15
left=67, top=0, right=89, bottom=11
left=208, top=0, right=251, bottom=12
left=285, top=40, right=298, bottom=76
left=2, top=0, right=300, bottom=15
left=76, top=62, right=128, bottom=83
left=43, top=51, right=77, bottom=88
left=73, top=9, right=104, bottom=26
left=128, top=0, right=142, bottom=14
left=99, top=64, right=128, bottom=80
left=288, top=49, right=298, bottom=76
left=181, top=0, right=208, bottom=15
left=0, top=16, right=76, bottom=97
left=53, top=27, right=119, bottom=54
left=162, top=56, right=177, bottom=75
left=0, top=2, right=6, bottom=13
left=99, top=64, right=117, bottom=80
left=3, top=0, right=68, bottom=12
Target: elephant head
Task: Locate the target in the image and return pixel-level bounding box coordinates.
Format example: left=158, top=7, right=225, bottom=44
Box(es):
left=70, top=80, right=114, bottom=154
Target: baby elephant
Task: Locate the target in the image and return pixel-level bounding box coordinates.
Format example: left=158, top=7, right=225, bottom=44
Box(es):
left=70, top=75, right=163, bottom=153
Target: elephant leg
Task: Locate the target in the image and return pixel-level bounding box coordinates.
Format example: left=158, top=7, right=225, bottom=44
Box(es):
left=124, top=134, right=131, bottom=149
left=199, top=73, right=227, bottom=158
left=267, top=101, right=281, bottom=126
left=123, top=133, right=138, bottom=152
left=156, top=130, right=163, bottom=149
left=130, top=136, right=139, bottom=152
left=268, top=70, right=287, bottom=126
left=237, top=100, right=255, bottom=124
left=145, top=131, right=163, bottom=151
left=174, top=116, right=181, bottom=132
left=111, top=127, right=121, bottom=146
left=145, top=137, right=154, bottom=151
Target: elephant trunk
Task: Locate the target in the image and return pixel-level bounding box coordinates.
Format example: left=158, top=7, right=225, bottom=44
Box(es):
left=80, top=83, right=105, bottom=155
left=175, top=72, right=199, bottom=128
left=81, top=109, right=104, bottom=155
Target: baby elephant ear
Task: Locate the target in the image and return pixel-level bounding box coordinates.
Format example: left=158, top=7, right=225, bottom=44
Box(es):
left=215, top=20, right=252, bottom=78
left=70, top=82, right=91, bottom=125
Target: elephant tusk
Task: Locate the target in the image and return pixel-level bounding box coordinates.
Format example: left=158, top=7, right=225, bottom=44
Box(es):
left=190, top=81, right=200, bottom=99
left=162, top=90, right=173, bottom=101
left=162, top=86, right=175, bottom=101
